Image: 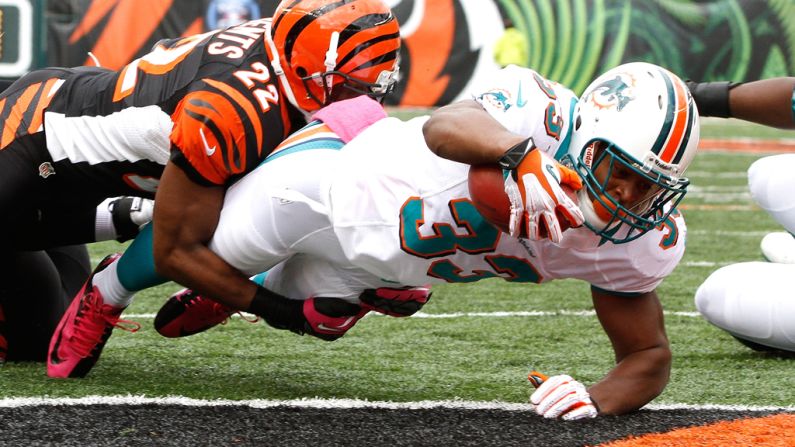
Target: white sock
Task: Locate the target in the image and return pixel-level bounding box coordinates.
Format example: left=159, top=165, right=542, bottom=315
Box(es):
left=93, top=260, right=135, bottom=308
left=94, top=198, right=117, bottom=242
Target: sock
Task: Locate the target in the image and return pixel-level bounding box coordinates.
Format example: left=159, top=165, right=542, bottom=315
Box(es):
left=92, top=260, right=135, bottom=308
left=116, top=223, right=168, bottom=291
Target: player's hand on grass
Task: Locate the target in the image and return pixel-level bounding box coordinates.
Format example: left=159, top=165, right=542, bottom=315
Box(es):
left=528, top=372, right=598, bottom=421
left=500, top=139, right=584, bottom=242
left=359, top=286, right=432, bottom=317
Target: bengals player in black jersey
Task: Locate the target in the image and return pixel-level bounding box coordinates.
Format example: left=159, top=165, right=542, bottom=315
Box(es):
left=6, top=0, right=402, bottom=378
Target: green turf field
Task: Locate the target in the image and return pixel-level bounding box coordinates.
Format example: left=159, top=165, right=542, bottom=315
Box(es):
left=1, top=119, right=793, bottom=411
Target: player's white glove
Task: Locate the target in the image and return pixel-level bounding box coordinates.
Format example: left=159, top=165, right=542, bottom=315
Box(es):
left=108, top=196, right=154, bottom=242
left=499, top=138, right=584, bottom=243
left=530, top=374, right=599, bottom=421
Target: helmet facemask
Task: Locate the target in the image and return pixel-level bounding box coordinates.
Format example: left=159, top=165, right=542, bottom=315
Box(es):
left=572, top=140, right=689, bottom=244
left=299, top=66, right=400, bottom=107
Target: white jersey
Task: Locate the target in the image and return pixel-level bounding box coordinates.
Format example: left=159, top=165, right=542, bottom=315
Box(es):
left=210, top=66, right=686, bottom=300
left=329, top=117, right=685, bottom=294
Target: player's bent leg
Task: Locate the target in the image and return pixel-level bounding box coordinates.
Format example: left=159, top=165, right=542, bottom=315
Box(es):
left=696, top=261, right=795, bottom=354
left=157, top=289, right=368, bottom=342
left=47, top=253, right=141, bottom=378
left=748, top=154, right=795, bottom=235
left=748, top=154, right=795, bottom=264
left=0, top=248, right=89, bottom=362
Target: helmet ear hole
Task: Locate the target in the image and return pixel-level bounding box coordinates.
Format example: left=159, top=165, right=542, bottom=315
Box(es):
left=296, top=66, right=309, bottom=77
left=575, top=115, right=582, bottom=131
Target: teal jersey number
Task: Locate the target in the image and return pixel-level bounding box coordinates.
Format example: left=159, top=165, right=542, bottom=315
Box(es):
left=400, top=197, right=543, bottom=283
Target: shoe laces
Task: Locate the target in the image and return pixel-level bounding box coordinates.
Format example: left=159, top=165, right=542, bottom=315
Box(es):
left=183, top=293, right=258, bottom=325
left=70, top=290, right=140, bottom=357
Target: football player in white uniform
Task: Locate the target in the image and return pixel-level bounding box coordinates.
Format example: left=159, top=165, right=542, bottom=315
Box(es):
left=690, top=77, right=795, bottom=354
left=155, top=62, right=700, bottom=419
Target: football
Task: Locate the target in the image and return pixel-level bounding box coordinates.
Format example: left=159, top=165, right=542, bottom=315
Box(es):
left=467, top=163, right=579, bottom=238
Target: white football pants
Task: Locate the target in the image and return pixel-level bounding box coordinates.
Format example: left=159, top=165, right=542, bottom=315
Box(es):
left=748, top=153, right=795, bottom=233
left=209, top=147, right=388, bottom=301
left=695, top=153, right=795, bottom=352
left=695, top=261, right=795, bottom=352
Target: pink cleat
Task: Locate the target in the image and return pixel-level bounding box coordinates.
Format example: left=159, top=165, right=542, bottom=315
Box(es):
left=302, top=297, right=368, bottom=341
left=47, top=253, right=140, bottom=378
left=154, top=289, right=257, bottom=338
left=358, top=286, right=432, bottom=317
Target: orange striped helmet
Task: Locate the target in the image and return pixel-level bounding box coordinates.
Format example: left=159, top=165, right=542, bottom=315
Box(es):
left=566, top=62, right=700, bottom=244
left=268, top=0, right=400, bottom=114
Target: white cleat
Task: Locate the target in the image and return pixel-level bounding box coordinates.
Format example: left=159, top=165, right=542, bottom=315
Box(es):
left=760, top=232, right=795, bottom=264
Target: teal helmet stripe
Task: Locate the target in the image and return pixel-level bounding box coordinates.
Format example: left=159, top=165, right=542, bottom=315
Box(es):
left=649, top=68, right=677, bottom=157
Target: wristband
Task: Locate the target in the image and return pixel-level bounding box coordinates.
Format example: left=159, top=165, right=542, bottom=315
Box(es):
left=685, top=80, right=740, bottom=118
left=497, top=137, right=536, bottom=170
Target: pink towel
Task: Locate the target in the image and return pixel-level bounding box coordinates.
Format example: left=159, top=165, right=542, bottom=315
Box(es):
left=313, top=95, right=387, bottom=143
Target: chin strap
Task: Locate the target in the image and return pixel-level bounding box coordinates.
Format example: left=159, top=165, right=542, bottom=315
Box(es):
left=323, top=31, right=340, bottom=99
left=263, top=19, right=312, bottom=121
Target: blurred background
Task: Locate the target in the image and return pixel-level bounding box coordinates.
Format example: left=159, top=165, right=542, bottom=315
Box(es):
left=1, top=0, right=794, bottom=107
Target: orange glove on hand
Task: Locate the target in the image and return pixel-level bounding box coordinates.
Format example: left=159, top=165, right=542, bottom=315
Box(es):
left=501, top=138, right=584, bottom=242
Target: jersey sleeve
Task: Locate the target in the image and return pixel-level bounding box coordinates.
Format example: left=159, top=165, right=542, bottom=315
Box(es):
left=470, top=65, right=577, bottom=156
left=169, top=78, right=286, bottom=186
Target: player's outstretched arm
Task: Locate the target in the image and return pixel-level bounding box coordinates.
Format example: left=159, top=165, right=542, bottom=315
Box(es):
left=587, top=287, right=672, bottom=415
left=152, top=163, right=258, bottom=310
left=422, top=99, right=527, bottom=164
left=688, top=77, right=795, bottom=129
left=729, top=78, right=795, bottom=129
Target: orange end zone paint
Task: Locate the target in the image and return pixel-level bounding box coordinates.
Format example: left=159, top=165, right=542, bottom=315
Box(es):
left=595, top=413, right=795, bottom=447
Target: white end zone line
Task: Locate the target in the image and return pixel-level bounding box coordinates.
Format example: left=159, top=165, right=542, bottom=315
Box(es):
left=0, top=396, right=792, bottom=413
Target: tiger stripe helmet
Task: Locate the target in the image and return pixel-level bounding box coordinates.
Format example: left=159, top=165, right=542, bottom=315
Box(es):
left=566, top=62, right=700, bottom=244
left=267, top=0, right=400, bottom=114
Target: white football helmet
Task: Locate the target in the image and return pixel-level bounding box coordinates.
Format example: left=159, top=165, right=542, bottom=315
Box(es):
left=565, top=62, right=700, bottom=243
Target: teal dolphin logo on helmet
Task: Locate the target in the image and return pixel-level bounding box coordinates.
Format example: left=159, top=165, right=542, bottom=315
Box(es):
left=589, top=75, right=635, bottom=111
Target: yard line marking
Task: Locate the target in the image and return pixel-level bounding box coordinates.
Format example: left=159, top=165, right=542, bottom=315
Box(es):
left=683, top=261, right=731, bottom=267
left=686, top=171, right=747, bottom=178
left=679, top=204, right=757, bottom=211
left=688, top=230, right=770, bottom=237
left=123, top=310, right=703, bottom=319
left=0, top=396, right=792, bottom=412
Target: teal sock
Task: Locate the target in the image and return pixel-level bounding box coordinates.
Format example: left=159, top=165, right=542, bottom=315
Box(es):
left=117, top=223, right=168, bottom=291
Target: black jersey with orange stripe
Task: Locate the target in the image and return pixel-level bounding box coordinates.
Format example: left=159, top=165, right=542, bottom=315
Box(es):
left=41, top=18, right=305, bottom=187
